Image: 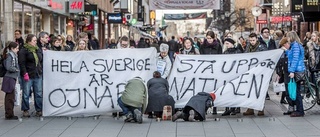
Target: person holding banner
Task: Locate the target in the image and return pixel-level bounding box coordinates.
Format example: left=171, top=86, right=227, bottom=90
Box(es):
left=243, top=33, right=268, bottom=116
left=117, top=77, right=148, bottom=123
left=172, top=92, right=215, bottom=122
left=282, top=31, right=305, bottom=117
left=18, top=34, right=43, bottom=117
left=1, top=42, right=20, bottom=120
left=157, top=43, right=172, bottom=79
left=178, top=37, right=200, bottom=55
left=146, top=71, right=175, bottom=118
left=221, top=38, right=242, bottom=116
left=117, top=36, right=131, bottom=49
left=74, top=39, right=89, bottom=51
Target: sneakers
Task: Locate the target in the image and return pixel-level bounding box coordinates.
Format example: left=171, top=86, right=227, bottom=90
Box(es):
left=5, top=116, right=19, bottom=120
left=257, top=111, right=264, bottom=116
left=188, top=110, right=195, bottom=122
left=221, top=110, right=231, bottom=116
left=134, top=109, right=142, bottom=124
left=35, top=111, right=42, bottom=117
left=172, top=111, right=183, bottom=122
left=23, top=111, right=30, bottom=117
left=124, top=112, right=134, bottom=122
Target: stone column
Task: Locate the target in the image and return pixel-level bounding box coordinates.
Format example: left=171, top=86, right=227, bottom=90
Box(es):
left=4, top=0, right=14, bottom=42
left=43, top=13, right=51, bottom=33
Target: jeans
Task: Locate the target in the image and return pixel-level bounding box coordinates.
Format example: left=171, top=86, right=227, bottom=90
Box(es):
left=168, top=51, right=175, bottom=63
left=21, top=77, right=43, bottom=112
left=295, top=83, right=304, bottom=115
left=117, top=97, right=141, bottom=115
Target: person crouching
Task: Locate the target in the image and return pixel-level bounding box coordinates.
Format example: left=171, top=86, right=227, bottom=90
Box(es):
left=172, top=92, right=215, bottom=122
left=117, top=77, right=148, bottom=123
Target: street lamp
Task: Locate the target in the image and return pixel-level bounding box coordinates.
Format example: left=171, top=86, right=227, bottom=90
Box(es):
left=239, top=8, right=245, bottom=37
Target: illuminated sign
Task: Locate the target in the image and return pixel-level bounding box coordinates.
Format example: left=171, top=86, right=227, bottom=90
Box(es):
left=69, top=0, right=84, bottom=13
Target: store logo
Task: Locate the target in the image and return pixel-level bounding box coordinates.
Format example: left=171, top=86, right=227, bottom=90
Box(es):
left=109, top=16, right=121, bottom=20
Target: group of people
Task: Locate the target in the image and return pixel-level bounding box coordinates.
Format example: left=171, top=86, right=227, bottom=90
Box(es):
left=0, top=26, right=311, bottom=122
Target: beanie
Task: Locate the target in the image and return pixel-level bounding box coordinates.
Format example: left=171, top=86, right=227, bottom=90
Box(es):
left=160, top=43, right=169, bottom=52
left=224, top=38, right=235, bottom=45
left=209, top=93, right=216, bottom=100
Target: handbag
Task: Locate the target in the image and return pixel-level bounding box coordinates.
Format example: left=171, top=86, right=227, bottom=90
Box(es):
left=288, top=78, right=297, bottom=101
left=273, top=82, right=286, bottom=93
left=294, top=72, right=305, bottom=82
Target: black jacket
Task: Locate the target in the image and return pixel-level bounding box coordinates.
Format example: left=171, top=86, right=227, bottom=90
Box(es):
left=16, top=37, right=24, bottom=50
left=66, top=40, right=75, bottom=50
left=258, top=36, right=277, bottom=50
left=200, top=39, right=222, bottom=54
left=18, top=47, right=43, bottom=78
left=137, top=40, right=148, bottom=48
left=168, top=39, right=179, bottom=52
left=183, top=92, right=213, bottom=121
left=224, top=47, right=242, bottom=54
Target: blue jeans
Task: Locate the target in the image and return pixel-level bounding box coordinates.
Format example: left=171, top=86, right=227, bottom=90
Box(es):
left=168, top=51, right=175, bottom=63
left=295, top=83, right=304, bottom=115
left=117, top=97, right=141, bottom=115
left=21, top=77, right=43, bottom=112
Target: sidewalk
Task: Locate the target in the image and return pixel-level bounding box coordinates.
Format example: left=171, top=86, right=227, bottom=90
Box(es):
left=0, top=89, right=320, bottom=137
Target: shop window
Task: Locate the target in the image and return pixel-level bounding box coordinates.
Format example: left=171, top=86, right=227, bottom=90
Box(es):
left=52, top=14, right=59, bottom=35
left=34, top=8, right=42, bottom=36
left=13, top=2, right=23, bottom=35
left=24, top=5, right=32, bottom=35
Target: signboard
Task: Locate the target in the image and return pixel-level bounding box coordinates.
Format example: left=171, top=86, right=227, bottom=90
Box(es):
left=291, top=0, right=302, bottom=13
left=149, top=0, right=220, bottom=10
left=69, top=0, right=84, bottom=13
left=256, top=20, right=267, bottom=24
left=43, top=48, right=157, bottom=116
left=168, top=49, right=283, bottom=110
left=271, top=16, right=292, bottom=23
left=48, top=0, right=66, bottom=14
left=78, top=5, right=98, bottom=16
left=107, top=12, right=123, bottom=24
left=303, top=0, right=319, bottom=12
left=164, top=12, right=207, bottom=20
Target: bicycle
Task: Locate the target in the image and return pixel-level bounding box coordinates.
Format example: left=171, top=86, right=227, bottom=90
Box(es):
left=301, top=68, right=320, bottom=111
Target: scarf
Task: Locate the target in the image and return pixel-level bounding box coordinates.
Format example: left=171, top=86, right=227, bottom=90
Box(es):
left=24, top=43, right=39, bottom=67
left=249, top=41, right=260, bottom=52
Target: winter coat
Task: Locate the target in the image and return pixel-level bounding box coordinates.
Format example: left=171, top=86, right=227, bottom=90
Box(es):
left=137, top=41, right=148, bottom=48
left=157, top=53, right=172, bottom=79
left=120, top=77, right=148, bottom=113
left=245, top=41, right=268, bottom=53
left=16, top=37, right=24, bottom=50
left=276, top=52, right=289, bottom=83
left=179, top=46, right=200, bottom=55
left=223, top=47, right=242, bottom=54
left=145, top=77, right=175, bottom=113
left=37, top=41, right=51, bottom=53
left=306, top=41, right=320, bottom=70
left=258, top=36, right=277, bottom=50
left=200, top=39, right=222, bottom=54
left=183, top=92, right=214, bottom=121
left=150, top=43, right=160, bottom=52
left=286, top=41, right=305, bottom=73
left=168, top=39, right=179, bottom=52
left=4, top=51, right=19, bottom=79
left=66, top=40, right=75, bottom=50
left=109, top=43, right=117, bottom=49
left=18, top=46, right=43, bottom=78
left=50, top=45, right=70, bottom=51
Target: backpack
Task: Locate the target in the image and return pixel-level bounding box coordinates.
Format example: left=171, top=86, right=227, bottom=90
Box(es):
left=0, top=57, right=6, bottom=77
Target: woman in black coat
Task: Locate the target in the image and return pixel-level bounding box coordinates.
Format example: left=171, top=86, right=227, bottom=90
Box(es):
left=146, top=71, right=175, bottom=118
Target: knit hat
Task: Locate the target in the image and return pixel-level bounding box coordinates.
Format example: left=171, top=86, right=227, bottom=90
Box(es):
left=224, top=38, right=235, bottom=45
left=209, top=93, right=216, bottom=100
left=160, top=43, right=169, bottom=52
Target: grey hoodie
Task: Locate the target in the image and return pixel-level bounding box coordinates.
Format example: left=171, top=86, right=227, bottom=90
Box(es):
left=4, top=51, right=19, bottom=79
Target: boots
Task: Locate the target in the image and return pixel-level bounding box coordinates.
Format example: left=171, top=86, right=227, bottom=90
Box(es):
left=235, top=107, right=241, bottom=113
left=212, top=107, right=217, bottom=115
left=230, top=108, right=237, bottom=115
left=257, top=109, right=264, bottom=116
left=243, top=108, right=254, bottom=116
left=221, top=108, right=231, bottom=116
left=172, top=111, right=184, bottom=122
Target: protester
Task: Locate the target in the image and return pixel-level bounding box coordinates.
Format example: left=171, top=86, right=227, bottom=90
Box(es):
left=66, top=35, right=76, bottom=50
left=179, top=37, right=200, bottom=55
left=14, top=30, right=24, bottom=50
left=1, top=42, right=19, bottom=120
left=146, top=71, right=175, bottom=118
left=108, top=39, right=117, bottom=49
left=150, top=38, right=160, bottom=52
left=18, top=34, right=43, bottom=117
left=221, top=38, right=242, bottom=116
left=200, top=31, right=222, bottom=54
left=117, top=36, right=131, bottom=49
left=118, top=77, right=148, bottom=123
left=283, top=31, right=305, bottom=117
left=172, top=92, right=215, bottom=122
left=306, top=31, right=320, bottom=84
left=74, top=39, right=89, bottom=51
left=37, top=31, right=50, bottom=52
left=243, top=33, right=267, bottom=116
left=157, top=43, right=172, bottom=79
left=50, top=37, right=69, bottom=51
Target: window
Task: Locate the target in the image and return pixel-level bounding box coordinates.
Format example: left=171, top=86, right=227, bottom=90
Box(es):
left=13, top=2, right=23, bottom=35
left=24, top=5, right=32, bottom=34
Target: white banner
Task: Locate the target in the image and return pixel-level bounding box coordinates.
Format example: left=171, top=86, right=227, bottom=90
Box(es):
left=149, top=0, right=220, bottom=10
left=168, top=49, right=283, bottom=110
left=43, top=48, right=157, bottom=116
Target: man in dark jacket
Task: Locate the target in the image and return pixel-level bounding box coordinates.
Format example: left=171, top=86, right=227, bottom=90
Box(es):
left=167, top=36, right=178, bottom=63
left=258, top=27, right=277, bottom=50
left=137, top=38, right=148, bottom=48
left=15, top=30, right=24, bottom=50
left=37, top=31, right=51, bottom=53
left=172, top=92, right=215, bottom=122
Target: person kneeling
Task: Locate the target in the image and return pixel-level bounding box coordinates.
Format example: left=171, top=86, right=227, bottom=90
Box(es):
left=172, top=92, right=215, bottom=122
left=117, top=77, right=148, bottom=123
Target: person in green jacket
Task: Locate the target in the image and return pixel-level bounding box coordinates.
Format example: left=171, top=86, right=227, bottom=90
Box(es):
left=118, top=77, right=148, bottom=123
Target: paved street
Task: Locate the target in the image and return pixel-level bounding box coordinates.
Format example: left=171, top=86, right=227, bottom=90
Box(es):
left=0, top=87, right=320, bottom=137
